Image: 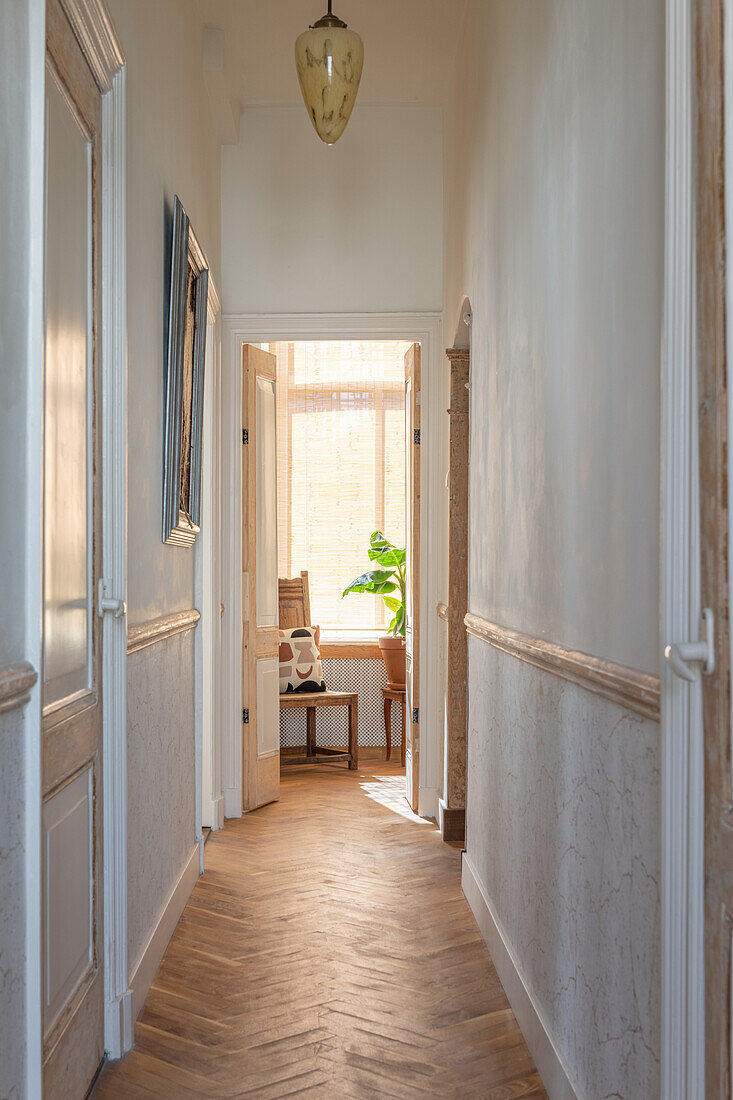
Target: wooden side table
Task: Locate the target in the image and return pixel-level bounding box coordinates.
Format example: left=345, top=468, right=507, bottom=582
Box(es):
left=280, top=691, right=359, bottom=770
left=382, top=686, right=406, bottom=766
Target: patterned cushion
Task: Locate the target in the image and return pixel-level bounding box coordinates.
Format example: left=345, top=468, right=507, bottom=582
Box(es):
left=279, top=626, right=326, bottom=694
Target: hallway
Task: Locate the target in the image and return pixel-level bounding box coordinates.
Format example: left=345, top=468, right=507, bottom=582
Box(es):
left=94, top=760, right=544, bottom=1098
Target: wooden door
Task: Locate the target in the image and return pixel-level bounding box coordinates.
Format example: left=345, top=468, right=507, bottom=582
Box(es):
left=242, top=345, right=281, bottom=810
left=698, top=0, right=733, bottom=1090
left=42, top=3, right=104, bottom=1095
left=404, top=343, right=421, bottom=812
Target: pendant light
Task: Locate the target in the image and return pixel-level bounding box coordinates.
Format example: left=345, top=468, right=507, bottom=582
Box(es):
left=295, top=1, right=364, bottom=145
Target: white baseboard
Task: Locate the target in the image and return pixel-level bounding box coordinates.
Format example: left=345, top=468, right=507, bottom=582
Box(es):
left=461, top=853, right=583, bottom=1100
left=104, top=987, right=133, bottom=1060
left=223, top=785, right=241, bottom=819
left=204, top=795, right=225, bottom=830
left=419, top=784, right=439, bottom=821
left=129, top=843, right=200, bottom=1021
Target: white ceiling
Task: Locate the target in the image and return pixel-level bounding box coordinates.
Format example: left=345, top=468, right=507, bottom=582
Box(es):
left=196, top=0, right=467, bottom=111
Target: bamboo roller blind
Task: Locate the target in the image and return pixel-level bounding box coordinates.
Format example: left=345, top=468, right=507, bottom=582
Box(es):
left=268, top=341, right=410, bottom=633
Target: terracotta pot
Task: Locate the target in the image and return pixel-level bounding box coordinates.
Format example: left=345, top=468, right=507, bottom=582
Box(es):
left=378, top=635, right=406, bottom=689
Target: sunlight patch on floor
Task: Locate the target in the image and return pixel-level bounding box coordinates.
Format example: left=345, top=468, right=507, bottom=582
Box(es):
left=358, top=772, right=429, bottom=822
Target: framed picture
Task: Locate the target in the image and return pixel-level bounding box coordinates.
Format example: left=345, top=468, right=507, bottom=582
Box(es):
left=163, top=195, right=209, bottom=545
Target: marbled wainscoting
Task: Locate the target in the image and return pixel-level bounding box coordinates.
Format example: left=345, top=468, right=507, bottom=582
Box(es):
left=127, top=630, right=196, bottom=968
left=0, top=707, right=27, bottom=1099
left=466, top=637, right=660, bottom=1099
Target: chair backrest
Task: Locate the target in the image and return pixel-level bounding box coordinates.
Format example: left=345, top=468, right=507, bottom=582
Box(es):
left=278, top=570, right=312, bottom=630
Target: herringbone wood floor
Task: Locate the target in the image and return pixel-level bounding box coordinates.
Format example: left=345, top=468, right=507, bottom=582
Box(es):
left=94, top=759, right=545, bottom=1099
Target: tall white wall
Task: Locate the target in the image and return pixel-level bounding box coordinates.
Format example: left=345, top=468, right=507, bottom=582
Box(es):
left=106, top=0, right=221, bottom=974
left=445, top=2, right=664, bottom=1096
left=109, top=0, right=221, bottom=625
left=221, top=105, right=443, bottom=315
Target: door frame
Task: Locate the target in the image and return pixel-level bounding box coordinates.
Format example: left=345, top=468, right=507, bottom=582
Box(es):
left=220, top=313, right=443, bottom=819
left=661, top=0, right=705, bottom=1093
left=196, top=280, right=223, bottom=846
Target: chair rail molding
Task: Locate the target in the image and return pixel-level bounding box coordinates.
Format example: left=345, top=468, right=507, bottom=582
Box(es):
left=221, top=313, right=444, bottom=821
left=0, top=662, right=38, bottom=714
left=661, top=0, right=705, bottom=1094
left=127, top=609, right=201, bottom=655
left=464, top=613, right=661, bottom=723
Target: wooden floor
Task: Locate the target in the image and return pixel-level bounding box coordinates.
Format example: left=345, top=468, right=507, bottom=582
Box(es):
left=94, top=759, right=545, bottom=1099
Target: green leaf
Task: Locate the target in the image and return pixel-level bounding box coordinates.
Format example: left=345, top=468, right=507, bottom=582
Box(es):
left=368, top=546, right=406, bottom=568
left=382, top=596, right=401, bottom=612
left=388, top=605, right=406, bottom=637
left=369, top=530, right=394, bottom=553
left=342, top=569, right=399, bottom=597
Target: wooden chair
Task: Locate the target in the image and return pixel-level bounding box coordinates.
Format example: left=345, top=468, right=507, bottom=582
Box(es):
left=279, top=571, right=358, bottom=769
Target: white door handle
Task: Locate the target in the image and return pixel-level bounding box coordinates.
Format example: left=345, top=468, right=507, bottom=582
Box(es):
left=98, top=578, right=127, bottom=619
left=664, top=608, right=715, bottom=681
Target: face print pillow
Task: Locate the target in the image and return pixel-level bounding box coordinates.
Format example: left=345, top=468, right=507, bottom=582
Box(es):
left=278, top=626, right=326, bottom=694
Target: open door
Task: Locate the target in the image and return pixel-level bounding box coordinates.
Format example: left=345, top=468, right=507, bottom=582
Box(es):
left=41, top=6, right=105, bottom=1095
left=405, top=343, right=421, bottom=812
left=242, top=344, right=280, bottom=811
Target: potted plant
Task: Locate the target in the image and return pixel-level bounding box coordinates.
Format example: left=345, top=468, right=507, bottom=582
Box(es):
left=342, top=531, right=406, bottom=687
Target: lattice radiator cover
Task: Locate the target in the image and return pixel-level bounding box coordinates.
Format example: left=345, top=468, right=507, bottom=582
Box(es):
left=280, top=657, right=403, bottom=748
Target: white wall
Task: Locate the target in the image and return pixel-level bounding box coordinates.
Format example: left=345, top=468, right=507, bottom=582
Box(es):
left=105, top=0, right=221, bottom=973
left=445, top=2, right=664, bottom=1096
left=222, top=105, right=443, bottom=315
left=446, top=0, right=662, bottom=675
left=108, top=0, right=221, bottom=625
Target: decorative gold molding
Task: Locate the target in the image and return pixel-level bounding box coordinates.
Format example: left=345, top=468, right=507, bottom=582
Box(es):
left=0, top=661, right=38, bottom=714
left=464, top=613, right=660, bottom=722
left=437, top=602, right=449, bottom=622
left=127, top=609, right=200, bottom=655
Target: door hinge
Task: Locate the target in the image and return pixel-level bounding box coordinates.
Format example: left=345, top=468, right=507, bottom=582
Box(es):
left=664, top=608, right=716, bottom=681
left=413, top=428, right=421, bottom=445
left=242, top=707, right=249, bottom=724
left=412, top=707, right=419, bottom=724
left=242, top=428, right=249, bottom=445
left=97, top=578, right=127, bottom=619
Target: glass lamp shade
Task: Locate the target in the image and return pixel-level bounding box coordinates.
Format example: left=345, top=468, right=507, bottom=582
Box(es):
left=295, top=25, right=364, bottom=145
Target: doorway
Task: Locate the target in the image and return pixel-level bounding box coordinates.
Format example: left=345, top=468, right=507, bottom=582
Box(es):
left=270, top=339, right=416, bottom=803
left=220, top=314, right=444, bottom=821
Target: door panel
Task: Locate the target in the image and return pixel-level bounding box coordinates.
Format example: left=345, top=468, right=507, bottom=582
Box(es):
left=242, top=345, right=281, bottom=810
left=43, top=768, right=93, bottom=1031
left=405, top=343, right=421, bottom=812
left=257, top=657, right=280, bottom=756
left=43, top=3, right=104, bottom=1094
left=256, top=376, right=278, bottom=627
left=44, top=68, right=92, bottom=710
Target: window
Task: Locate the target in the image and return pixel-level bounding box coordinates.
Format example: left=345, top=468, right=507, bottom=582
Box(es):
left=269, top=340, right=411, bottom=635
